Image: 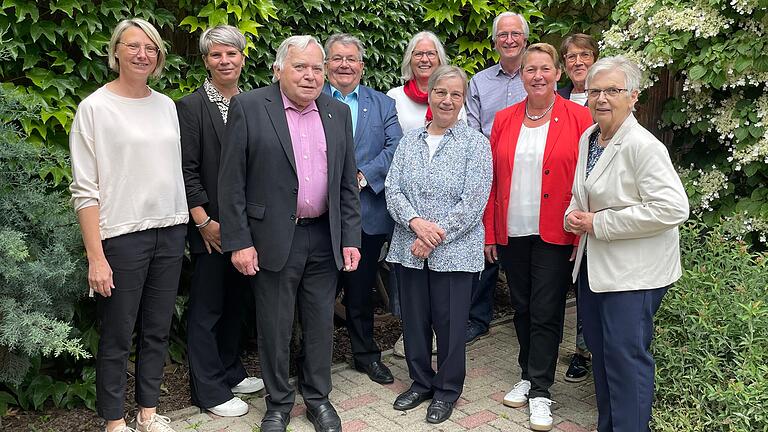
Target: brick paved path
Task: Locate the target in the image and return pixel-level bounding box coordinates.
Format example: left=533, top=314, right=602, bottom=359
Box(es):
left=167, top=304, right=597, bottom=431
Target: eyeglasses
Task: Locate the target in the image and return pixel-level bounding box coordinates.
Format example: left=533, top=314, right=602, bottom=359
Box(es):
left=431, top=88, right=464, bottom=102
left=586, top=88, right=628, bottom=98
left=327, top=56, right=361, bottom=66
left=564, top=51, right=594, bottom=64
left=412, top=50, right=437, bottom=60
left=118, top=42, right=159, bottom=57
left=496, top=31, right=525, bottom=40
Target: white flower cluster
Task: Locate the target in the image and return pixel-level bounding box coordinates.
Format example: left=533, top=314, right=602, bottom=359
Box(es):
left=689, top=166, right=729, bottom=212
left=722, top=211, right=768, bottom=244
left=730, top=136, right=768, bottom=170
left=711, top=95, right=741, bottom=141
left=647, top=2, right=733, bottom=38
left=729, top=0, right=758, bottom=15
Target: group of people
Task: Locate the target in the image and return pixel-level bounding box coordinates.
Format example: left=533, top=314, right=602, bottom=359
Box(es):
left=68, top=11, right=689, bottom=432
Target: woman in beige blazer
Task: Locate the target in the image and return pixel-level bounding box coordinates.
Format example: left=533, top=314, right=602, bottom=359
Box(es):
left=564, top=56, right=689, bottom=432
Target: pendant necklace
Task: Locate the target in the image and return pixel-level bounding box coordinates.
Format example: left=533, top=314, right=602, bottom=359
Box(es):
left=525, top=99, right=555, bottom=121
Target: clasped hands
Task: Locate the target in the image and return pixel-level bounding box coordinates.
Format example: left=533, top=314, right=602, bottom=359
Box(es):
left=409, top=217, right=445, bottom=259
left=565, top=210, right=595, bottom=236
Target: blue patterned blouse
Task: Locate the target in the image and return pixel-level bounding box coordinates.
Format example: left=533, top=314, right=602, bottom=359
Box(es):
left=385, top=120, right=492, bottom=272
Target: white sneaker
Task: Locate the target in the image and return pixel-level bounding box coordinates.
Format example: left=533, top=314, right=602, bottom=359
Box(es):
left=208, top=396, right=249, bottom=417
left=106, top=426, right=137, bottom=432
left=393, top=334, right=405, bottom=357
left=135, top=413, right=176, bottom=432
left=231, top=376, right=265, bottom=394
left=503, top=379, right=531, bottom=407
left=528, top=397, right=554, bottom=431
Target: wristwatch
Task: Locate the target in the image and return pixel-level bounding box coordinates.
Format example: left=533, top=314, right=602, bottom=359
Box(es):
left=358, top=173, right=368, bottom=188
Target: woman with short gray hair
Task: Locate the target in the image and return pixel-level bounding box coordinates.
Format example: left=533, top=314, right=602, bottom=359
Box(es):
left=178, top=24, right=264, bottom=418
left=565, top=56, right=688, bottom=432
left=386, top=65, right=491, bottom=425
left=70, top=18, right=187, bottom=432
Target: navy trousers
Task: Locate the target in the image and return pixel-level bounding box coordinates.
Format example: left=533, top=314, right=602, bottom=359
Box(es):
left=578, top=257, right=668, bottom=432
left=397, top=264, right=472, bottom=403
left=339, top=232, right=388, bottom=365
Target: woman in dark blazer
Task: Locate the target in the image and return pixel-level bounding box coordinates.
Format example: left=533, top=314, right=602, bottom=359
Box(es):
left=483, top=43, right=593, bottom=431
left=177, top=25, right=262, bottom=418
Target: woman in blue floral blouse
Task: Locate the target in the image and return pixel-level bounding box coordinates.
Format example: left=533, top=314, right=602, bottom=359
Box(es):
left=385, top=65, right=492, bottom=425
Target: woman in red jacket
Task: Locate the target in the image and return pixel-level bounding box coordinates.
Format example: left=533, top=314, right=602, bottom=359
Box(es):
left=483, top=42, right=593, bottom=432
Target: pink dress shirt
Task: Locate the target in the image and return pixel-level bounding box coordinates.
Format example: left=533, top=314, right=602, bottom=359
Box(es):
left=281, top=92, right=329, bottom=218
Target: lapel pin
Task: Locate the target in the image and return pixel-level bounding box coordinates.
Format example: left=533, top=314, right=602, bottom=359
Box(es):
left=328, top=113, right=332, bottom=119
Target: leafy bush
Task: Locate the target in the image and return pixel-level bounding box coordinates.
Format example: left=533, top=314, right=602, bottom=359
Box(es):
left=0, top=86, right=90, bottom=412
left=652, top=221, right=768, bottom=431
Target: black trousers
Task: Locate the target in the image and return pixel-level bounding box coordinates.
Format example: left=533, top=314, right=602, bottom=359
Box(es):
left=397, top=264, right=472, bottom=403
left=339, top=232, right=387, bottom=365
left=498, top=235, right=572, bottom=399
left=187, top=251, right=249, bottom=408
left=251, top=219, right=338, bottom=412
left=95, top=225, right=186, bottom=420
left=579, top=257, right=668, bottom=432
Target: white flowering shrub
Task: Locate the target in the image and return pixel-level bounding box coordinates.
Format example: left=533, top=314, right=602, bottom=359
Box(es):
left=605, top=0, right=768, bottom=245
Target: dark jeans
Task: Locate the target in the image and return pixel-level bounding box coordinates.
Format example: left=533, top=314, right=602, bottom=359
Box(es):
left=498, top=235, right=572, bottom=399
left=187, top=251, right=249, bottom=408
left=468, top=261, right=499, bottom=332
left=339, top=232, right=388, bottom=365
left=578, top=257, right=667, bottom=432
left=95, top=225, right=186, bottom=420
left=397, top=264, right=472, bottom=403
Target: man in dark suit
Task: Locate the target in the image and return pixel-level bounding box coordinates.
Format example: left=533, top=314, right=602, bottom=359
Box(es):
left=218, top=35, right=362, bottom=432
left=321, top=33, right=403, bottom=385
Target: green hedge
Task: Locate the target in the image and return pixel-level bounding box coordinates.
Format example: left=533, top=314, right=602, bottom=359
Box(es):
left=652, top=222, right=768, bottom=431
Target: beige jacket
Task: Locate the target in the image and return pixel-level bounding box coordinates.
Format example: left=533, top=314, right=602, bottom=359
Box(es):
left=565, top=114, right=689, bottom=292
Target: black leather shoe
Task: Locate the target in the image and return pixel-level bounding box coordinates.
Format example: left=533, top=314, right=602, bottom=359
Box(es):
left=260, top=410, right=290, bottom=432
left=565, top=353, right=590, bottom=382
left=355, top=360, right=395, bottom=384
left=306, top=402, right=341, bottom=432
left=426, top=399, right=454, bottom=424
left=393, top=389, right=433, bottom=411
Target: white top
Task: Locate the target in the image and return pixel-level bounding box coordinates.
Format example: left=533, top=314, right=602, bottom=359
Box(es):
left=386, top=85, right=466, bottom=133
left=507, top=121, right=549, bottom=237
left=569, top=91, right=588, bottom=106
left=425, top=134, right=443, bottom=161
left=69, top=85, right=189, bottom=240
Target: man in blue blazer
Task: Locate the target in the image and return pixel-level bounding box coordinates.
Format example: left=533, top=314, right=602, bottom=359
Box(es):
left=322, top=33, right=403, bottom=384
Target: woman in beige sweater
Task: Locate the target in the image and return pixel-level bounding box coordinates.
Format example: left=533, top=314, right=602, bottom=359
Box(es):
left=69, top=18, right=187, bottom=432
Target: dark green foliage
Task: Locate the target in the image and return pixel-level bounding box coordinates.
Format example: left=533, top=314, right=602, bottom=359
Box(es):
left=652, top=222, right=768, bottom=431
left=0, top=87, right=89, bottom=392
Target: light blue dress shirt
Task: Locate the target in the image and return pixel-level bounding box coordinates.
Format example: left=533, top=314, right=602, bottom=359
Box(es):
left=330, top=84, right=360, bottom=136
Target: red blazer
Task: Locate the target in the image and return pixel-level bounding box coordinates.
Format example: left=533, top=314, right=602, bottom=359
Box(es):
left=483, top=94, right=593, bottom=246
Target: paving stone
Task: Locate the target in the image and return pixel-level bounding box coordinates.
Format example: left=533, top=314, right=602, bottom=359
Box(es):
left=455, top=410, right=498, bottom=429
left=165, top=306, right=596, bottom=432
left=338, top=392, right=380, bottom=411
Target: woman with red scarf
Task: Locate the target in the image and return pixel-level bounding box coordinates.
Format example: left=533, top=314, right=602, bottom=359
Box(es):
left=387, top=31, right=465, bottom=134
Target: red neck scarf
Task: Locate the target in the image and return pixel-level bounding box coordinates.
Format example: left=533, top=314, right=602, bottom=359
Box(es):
left=403, top=79, right=432, bottom=122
